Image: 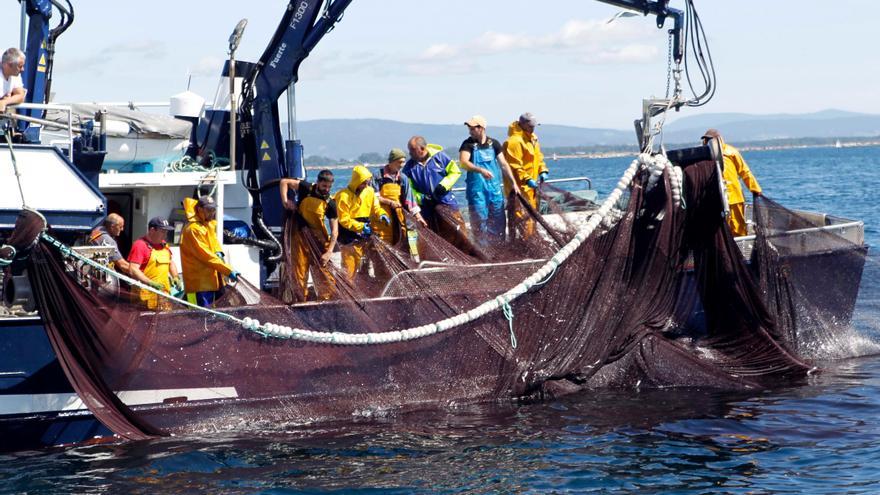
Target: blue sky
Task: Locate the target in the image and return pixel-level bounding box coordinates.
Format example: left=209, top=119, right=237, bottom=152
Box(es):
left=2, top=1, right=877, bottom=129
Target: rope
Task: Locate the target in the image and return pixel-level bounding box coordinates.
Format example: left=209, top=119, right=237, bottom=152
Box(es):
left=0, top=244, right=16, bottom=267
left=163, top=152, right=230, bottom=174
left=41, top=153, right=681, bottom=346
left=4, top=128, right=27, bottom=209
left=41, top=232, right=242, bottom=324
left=501, top=301, right=517, bottom=349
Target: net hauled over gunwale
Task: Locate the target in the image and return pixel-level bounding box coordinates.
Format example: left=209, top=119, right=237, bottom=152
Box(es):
left=19, top=157, right=851, bottom=440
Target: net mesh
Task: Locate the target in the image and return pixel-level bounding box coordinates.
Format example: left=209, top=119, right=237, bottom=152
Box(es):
left=12, top=157, right=866, bottom=440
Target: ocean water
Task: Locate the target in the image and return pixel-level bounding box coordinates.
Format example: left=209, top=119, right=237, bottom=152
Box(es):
left=2, top=146, right=879, bottom=494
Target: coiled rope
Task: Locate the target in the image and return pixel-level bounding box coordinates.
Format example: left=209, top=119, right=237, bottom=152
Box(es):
left=43, top=153, right=683, bottom=346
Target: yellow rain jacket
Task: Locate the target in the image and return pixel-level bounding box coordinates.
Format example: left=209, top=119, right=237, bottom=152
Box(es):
left=718, top=140, right=761, bottom=205
left=503, top=121, right=548, bottom=193
left=334, top=165, right=383, bottom=279
left=180, top=197, right=233, bottom=292
left=334, top=165, right=382, bottom=236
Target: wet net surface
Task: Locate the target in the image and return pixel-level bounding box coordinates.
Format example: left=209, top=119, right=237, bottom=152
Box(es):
left=14, top=157, right=867, bottom=440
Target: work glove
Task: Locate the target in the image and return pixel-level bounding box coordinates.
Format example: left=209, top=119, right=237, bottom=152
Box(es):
left=526, top=179, right=538, bottom=189
left=379, top=214, right=391, bottom=225
left=361, top=223, right=373, bottom=238
left=170, top=277, right=182, bottom=290
left=228, top=271, right=240, bottom=282
left=148, top=280, right=165, bottom=291
left=432, top=184, right=448, bottom=199
left=539, top=171, right=549, bottom=183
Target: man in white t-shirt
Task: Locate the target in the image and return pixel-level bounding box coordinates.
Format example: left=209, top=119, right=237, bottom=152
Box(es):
left=0, top=47, right=26, bottom=113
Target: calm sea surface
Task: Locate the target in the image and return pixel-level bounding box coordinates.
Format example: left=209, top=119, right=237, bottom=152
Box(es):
left=2, top=146, right=879, bottom=494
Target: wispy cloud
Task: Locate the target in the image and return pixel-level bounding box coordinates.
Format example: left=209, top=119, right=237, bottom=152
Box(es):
left=57, top=40, right=168, bottom=74
left=190, top=56, right=225, bottom=77
left=404, top=18, right=659, bottom=74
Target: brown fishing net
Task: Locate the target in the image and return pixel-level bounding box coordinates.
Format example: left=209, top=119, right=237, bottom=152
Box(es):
left=17, top=156, right=863, bottom=440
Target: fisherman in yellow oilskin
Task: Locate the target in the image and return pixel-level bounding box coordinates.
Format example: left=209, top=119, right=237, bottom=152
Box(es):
left=503, top=112, right=548, bottom=238
left=180, top=196, right=239, bottom=307
left=372, top=148, right=427, bottom=245
left=334, top=165, right=389, bottom=281
left=701, top=128, right=763, bottom=236
left=279, top=170, right=339, bottom=301
left=126, top=216, right=181, bottom=310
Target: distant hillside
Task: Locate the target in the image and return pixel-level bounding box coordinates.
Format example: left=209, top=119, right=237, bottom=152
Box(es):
left=662, top=110, right=880, bottom=144
left=288, top=110, right=880, bottom=162
left=291, top=119, right=633, bottom=160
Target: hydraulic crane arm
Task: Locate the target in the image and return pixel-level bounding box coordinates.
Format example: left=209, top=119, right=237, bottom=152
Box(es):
left=19, top=0, right=74, bottom=135
left=595, top=0, right=683, bottom=63
left=238, top=0, right=353, bottom=231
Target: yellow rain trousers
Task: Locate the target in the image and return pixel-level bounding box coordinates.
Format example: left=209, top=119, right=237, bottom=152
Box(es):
left=132, top=246, right=172, bottom=310
left=294, top=188, right=336, bottom=301
left=503, top=121, right=548, bottom=238
left=375, top=181, right=404, bottom=244
left=719, top=141, right=762, bottom=236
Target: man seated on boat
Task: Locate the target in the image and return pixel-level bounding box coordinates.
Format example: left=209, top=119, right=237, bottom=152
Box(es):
left=403, top=136, right=469, bottom=248
left=0, top=48, right=26, bottom=114
left=279, top=170, right=339, bottom=301
left=334, top=165, right=389, bottom=281
left=503, top=112, right=548, bottom=239
left=127, top=216, right=181, bottom=310
left=459, top=115, right=519, bottom=241
left=180, top=196, right=239, bottom=307
left=87, top=213, right=132, bottom=274
left=701, top=128, right=763, bottom=236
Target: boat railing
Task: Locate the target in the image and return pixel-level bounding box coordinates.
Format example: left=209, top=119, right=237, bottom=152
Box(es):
left=5, top=102, right=76, bottom=161
left=735, top=219, right=865, bottom=259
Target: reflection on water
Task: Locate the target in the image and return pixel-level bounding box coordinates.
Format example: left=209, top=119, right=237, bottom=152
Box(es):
left=4, top=360, right=880, bottom=494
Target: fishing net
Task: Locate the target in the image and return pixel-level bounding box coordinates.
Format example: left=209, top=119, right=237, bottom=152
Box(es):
left=12, top=153, right=864, bottom=441
left=752, top=195, right=868, bottom=358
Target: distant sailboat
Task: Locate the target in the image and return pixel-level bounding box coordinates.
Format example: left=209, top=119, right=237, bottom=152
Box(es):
left=552, top=153, right=558, bottom=161
left=835, top=139, right=843, bottom=149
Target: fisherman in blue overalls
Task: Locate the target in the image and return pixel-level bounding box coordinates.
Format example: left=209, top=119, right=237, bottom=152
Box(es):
left=458, top=115, right=520, bottom=240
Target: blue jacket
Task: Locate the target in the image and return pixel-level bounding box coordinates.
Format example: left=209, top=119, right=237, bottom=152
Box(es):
left=402, top=143, right=461, bottom=208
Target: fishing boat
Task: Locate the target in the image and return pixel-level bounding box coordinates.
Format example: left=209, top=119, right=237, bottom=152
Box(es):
left=0, top=0, right=869, bottom=451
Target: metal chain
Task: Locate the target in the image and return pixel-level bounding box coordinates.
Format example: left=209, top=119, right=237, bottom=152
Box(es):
left=4, top=127, right=28, bottom=209
left=665, top=30, right=674, bottom=99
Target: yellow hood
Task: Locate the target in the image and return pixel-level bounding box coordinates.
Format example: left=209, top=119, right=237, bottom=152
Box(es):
left=425, top=143, right=444, bottom=159
left=347, top=165, right=373, bottom=192
left=183, top=197, right=198, bottom=223
left=508, top=120, right=526, bottom=138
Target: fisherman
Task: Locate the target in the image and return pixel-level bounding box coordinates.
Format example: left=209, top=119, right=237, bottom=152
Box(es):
left=0, top=48, right=26, bottom=114
left=702, top=128, right=763, bottom=236
left=403, top=135, right=467, bottom=245
left=88, top=213, right=132, bottom=275
left=459, top=115, right=520, bottom=240
left=180, top=195, right=239, bottom=307
left=372, top=148, right=427, bottom=245
left=127, top=216, right=181, bottom=310
left=279, top=170, right=339, bottom=300
left=334, top=165, right=389, bottom=281
left=503, top=112, right=548, bottom=238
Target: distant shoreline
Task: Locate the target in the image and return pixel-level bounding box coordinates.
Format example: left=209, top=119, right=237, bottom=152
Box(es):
left=547, top=139, right=880, bottom=160
left=308, top=140, right=880, bottom=168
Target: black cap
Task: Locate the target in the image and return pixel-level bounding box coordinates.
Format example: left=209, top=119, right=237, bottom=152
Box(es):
left=197, top=196, right=217, bottom=209
left=148, top=216, right=174, bottom=230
